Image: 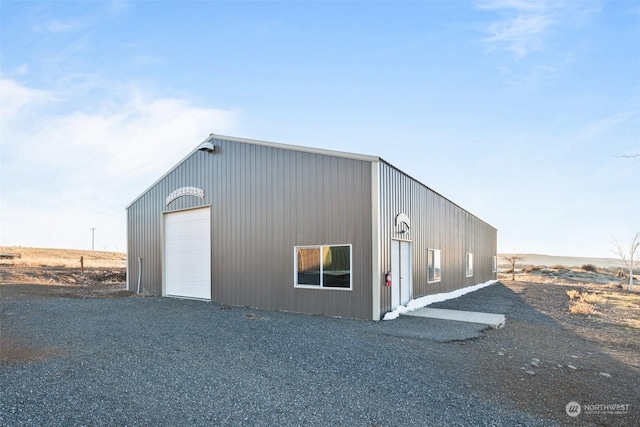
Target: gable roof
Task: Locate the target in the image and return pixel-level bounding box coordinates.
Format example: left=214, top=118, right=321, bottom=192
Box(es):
left=126, top=133, right=380, bottom=209
left=126, top=133, right=495, bottom=230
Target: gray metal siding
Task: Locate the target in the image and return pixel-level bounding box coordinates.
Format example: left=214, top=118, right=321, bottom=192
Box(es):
left=127, top=137, right=373, bottom=319
left=377, top=161, right=497, bottom=316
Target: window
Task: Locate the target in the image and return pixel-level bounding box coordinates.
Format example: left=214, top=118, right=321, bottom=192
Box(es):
left=295, top=245, right=352, bottom=289
left=492, top=256, right=497, bottom=273
left=466, top=253, right=474, bottom=277
left=427, top=249, right=441, bottom=283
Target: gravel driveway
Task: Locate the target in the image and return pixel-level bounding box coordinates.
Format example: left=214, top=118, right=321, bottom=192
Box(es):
left=1, top=283, right=635, bottom=426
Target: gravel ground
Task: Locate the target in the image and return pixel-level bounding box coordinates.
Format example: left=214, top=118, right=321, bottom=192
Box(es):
left=1, top=282, right=636, bottom=426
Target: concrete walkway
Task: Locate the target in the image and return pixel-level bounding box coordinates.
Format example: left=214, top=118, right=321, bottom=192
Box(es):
left=402, top=307, right=506, bottom=329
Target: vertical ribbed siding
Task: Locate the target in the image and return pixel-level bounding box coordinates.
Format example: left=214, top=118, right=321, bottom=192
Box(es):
left=127, top=138, right=373, bottom=319
left=127, top=152, right=213, bottom=296
left=377, top=161, right=497, bottom=316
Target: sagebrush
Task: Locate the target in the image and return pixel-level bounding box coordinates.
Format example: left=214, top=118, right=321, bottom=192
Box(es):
left=566, top=289, right=600, bottom=315
left=569, top=300, right=598, bottom=315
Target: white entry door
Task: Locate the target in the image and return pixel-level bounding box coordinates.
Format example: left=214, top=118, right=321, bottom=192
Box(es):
left=391, top=240, right=412, bottom=309
left=164, top=207, right=211, bottom=300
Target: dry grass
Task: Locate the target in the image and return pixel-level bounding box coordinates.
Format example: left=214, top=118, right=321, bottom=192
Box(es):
left=564, top=288, right=626, bottom=316
left=581, top=292, right=604, bottom=304
left=499, top=262, right=630, bottom=287
left=1, top=247, right=128, bottom=301
left=605, top=291, right=640, bottom=305
left=569, top=299, right=598, bottom=314
left=566, top=289, right=580, bottom=300
left=0, top=246, right=126, bottom=269
left=523, top=265, right=542, bottom=273
left=597, top=291, right=640, bottom=329
left=566, top=289, right=603, bottom=314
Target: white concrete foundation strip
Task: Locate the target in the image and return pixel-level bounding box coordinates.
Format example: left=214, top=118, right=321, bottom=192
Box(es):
left=402, top=308, right=506, bottom=329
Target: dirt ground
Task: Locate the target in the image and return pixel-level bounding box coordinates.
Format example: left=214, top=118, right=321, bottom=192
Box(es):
left=0, top=253, right=131, bottom=366
left=484, top=278, right=638, bottom=425
left=0, top=246, right=126, bottom=268
left=0, top=246, right=129, bottom=301
left=532, top=285, right=636, bottom=366
left=497, top=269, right=640, bottom=371
left=0, top=267, right=130, bottom=300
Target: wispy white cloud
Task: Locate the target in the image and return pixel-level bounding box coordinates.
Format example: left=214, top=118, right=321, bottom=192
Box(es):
left=487, top=13, right=554, bottom=56
left=16, top=64, right=29, bottom=75
left=32, top=19, right=86, bottom=33
left=107, top=0, right=130, bottom=14
left=573, top=111, right=636, bottom=142
left=478, top=0, right=550, bottom=13
left=502, top=63, right=558, bottom=89
left=0, top=79, right=241, bottom=250
left=0, top=78, right=54, bottom=119
left=476, top=1, right=599, bottom=58
left=477, top=0, right=562, bottom=57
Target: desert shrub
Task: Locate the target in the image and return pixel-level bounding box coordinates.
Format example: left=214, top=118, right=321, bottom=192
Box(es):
left=569, top=300, right=598, bottom=315
left=524, top=265, right=542, bottom=273
left=566, top=289, right=580, bottom=300
left=581, top=264, right=597, bottom=272
left=581, top=292, right=604, bottom=304
left=552, top=264, right=568, bottom=270
left=567, top=290, right=602, bottom=314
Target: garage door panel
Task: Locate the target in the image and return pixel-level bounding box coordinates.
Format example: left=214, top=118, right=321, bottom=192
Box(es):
left=164, top=207, right=211, bottom=300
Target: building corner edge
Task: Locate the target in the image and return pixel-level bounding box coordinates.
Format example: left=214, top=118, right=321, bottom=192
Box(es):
left=371, top=161, right=381, bottom=320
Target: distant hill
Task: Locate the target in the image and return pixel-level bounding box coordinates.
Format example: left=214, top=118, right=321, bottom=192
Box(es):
left=0, top=246, right=126, bottom=269
left=1, top=247, right=623, bottom=271
left=498, top=253, right=622, bottom=269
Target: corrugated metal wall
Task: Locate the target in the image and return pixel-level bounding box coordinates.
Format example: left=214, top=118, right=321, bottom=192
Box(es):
left=127, top=137, right=373, bottom=319
left=377, top=161, right=497, bottom=315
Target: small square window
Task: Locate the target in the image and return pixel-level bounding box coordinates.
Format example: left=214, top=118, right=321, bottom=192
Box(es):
left=428, top=249, right=441, bottom=283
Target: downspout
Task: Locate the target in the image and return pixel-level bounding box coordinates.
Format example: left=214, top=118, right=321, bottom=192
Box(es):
left=137, top=257, right=142, bottom=294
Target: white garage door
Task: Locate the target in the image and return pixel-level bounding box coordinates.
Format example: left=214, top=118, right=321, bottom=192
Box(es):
left=164, top=207, right=211, bottom=300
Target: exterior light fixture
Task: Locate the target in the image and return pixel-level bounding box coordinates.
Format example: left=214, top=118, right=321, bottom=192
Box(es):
left=197, top=141, right=216, bottom=153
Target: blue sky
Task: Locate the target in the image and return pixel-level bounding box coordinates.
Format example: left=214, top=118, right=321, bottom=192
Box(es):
left=1, top=0, right=638, bottom=257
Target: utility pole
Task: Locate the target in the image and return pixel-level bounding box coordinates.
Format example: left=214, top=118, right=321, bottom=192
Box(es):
left=90, top=228, right=96, bottom=251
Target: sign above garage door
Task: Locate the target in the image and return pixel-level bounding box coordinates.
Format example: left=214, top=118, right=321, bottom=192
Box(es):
left=165, top=186, right=205, bottom=206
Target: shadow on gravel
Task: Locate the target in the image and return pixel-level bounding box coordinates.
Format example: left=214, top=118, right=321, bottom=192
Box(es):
left=373, top=315, right=490, bottom=343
